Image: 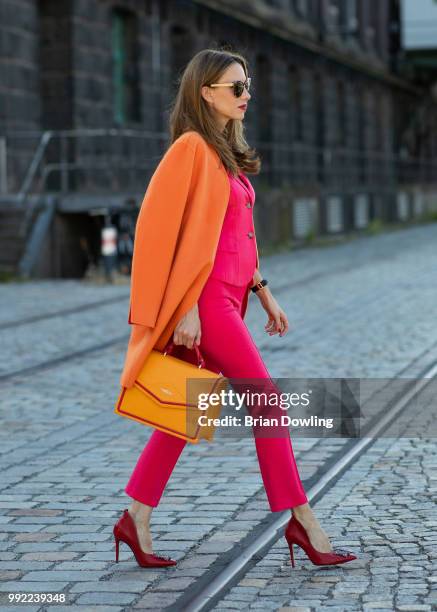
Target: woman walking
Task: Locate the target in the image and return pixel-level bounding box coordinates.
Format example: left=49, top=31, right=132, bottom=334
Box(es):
left=113, top=49, right=357, bottom=569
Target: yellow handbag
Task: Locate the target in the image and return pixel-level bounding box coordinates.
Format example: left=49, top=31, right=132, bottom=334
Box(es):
left=114, top=340, right=228, bottom=443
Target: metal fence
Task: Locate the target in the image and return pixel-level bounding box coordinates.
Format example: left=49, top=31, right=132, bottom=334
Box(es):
left=1, top=129, right=436, bottom=200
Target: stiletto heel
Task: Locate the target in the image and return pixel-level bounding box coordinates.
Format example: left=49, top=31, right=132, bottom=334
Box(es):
left=285, top=514, right=357, bottom=567
left=288, top=541, right=295, bottom=568
left=112, top=509, right=177, bottom=568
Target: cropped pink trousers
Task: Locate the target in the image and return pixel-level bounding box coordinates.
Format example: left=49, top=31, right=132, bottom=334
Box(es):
left=125, top=276, right=308, bottom=512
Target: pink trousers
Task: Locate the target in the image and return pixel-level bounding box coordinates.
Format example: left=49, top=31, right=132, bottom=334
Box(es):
left=125, top=277, right=308, bottom=512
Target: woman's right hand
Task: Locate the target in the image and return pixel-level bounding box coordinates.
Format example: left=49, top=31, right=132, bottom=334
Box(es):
left=173, top=303, right=201, bottom=349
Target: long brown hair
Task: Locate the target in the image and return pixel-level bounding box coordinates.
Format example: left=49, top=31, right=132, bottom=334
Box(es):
left=168, top=48, right=261, bottom=177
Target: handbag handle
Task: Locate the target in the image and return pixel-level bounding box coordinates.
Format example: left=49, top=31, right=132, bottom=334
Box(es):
left=163, top=340, right=206, bottom=369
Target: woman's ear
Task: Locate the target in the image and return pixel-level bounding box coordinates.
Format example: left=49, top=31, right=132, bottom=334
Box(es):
left=201, top=85, right=213, bottom=105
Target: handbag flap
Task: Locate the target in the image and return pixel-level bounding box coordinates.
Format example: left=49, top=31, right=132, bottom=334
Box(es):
left=135, top=349, right=227, bottom=408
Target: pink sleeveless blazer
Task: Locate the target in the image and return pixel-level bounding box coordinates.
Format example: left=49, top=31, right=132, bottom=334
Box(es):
left=208, top=170, right=258, bottom=286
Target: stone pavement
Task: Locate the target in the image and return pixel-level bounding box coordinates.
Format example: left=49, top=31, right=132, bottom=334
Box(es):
left=0, top=222, right=436, bottom=610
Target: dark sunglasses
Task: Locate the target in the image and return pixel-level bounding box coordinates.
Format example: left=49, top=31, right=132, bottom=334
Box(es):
left=208, top=77, right=251, bottom=98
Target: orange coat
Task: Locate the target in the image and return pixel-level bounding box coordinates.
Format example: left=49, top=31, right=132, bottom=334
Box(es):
left=119, top=130, right=259, bottom=389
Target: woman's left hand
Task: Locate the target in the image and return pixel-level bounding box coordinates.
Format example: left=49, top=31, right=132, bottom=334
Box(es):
left=259, top=292, right=290, bottom=337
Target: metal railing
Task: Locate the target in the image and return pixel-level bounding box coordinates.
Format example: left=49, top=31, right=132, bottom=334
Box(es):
left=2, top=128, right=436, bottom=206
left=257, top=141, right=437, bottom=188
left=1, top=129, right=171, bottom=237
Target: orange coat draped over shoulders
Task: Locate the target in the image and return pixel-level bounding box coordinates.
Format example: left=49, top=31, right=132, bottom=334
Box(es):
left=119, top=130, right=259, bottom=389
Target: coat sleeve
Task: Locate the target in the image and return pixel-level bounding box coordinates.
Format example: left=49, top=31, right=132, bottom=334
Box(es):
left=128, top=136, right=199, bottom=328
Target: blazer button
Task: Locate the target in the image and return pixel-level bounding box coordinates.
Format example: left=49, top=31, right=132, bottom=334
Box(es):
left=247, top=231, right=254, bottom=238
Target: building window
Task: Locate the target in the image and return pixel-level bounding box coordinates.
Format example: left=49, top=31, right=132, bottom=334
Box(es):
left=339, top=0, right=358, bottom=39
left=294, top=0, right=309, bottom=18
left=313, top=72, right=325, bottom=182
left=360, top=0, right=376, bottom=50
left=326, top=0, right=340, bottom=34
left=373, top=91, right=384, bottom=151
left=111, top=8, right=141, bottom=124
left=288, top=65, right=303, bottom=142
left=38, top=0, right=74, bottom=130
left=313, top=72, right=324, bottom=147
left=255, top=54, right=273, bottom=182
left=356, top=84, right=366, bottom=181
left=336, top=80, right=346, bottom=147
left=256, top=55, right=273, bottom=142
left=169, top=26, right=195, bottom=99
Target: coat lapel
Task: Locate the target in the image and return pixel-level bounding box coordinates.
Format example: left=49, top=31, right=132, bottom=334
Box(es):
left=237, top=173, right=254, bottom=204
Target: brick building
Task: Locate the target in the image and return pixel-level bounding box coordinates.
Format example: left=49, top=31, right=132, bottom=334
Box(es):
left=0, top=0, right=436, bottom=277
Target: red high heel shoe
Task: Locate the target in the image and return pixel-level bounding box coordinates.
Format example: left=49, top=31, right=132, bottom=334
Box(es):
left=113, top=509, right=177, bottom=568
left=285, top=514, right=357, bottom=568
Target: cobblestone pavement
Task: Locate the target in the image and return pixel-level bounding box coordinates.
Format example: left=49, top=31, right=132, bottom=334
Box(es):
left=212, top=381, right=437, bottom=612
left=0, top=222, right=436, bottom=610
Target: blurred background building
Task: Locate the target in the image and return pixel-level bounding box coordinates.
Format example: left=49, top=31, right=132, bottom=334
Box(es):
left=0, top=0, right=436, bottom=278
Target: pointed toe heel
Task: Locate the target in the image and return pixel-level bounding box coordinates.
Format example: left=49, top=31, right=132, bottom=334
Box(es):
left=112, top=509, right=177, bottom=568
left=285, top=514, right=357, bottom=568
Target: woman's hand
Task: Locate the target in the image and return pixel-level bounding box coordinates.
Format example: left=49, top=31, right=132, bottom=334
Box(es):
left=257, top=289, right=290, bottom=338
left=173, top=303, right=202, bottom=349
